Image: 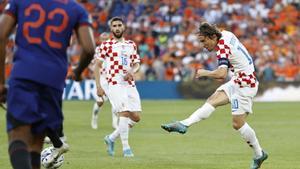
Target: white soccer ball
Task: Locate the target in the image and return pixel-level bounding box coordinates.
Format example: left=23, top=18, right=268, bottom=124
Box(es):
left=41, top=147, right=64, bottom=169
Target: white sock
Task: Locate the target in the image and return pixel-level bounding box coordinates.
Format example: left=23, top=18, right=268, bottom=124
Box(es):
left=112, top=112, right=118, bottom=129
left=128, top=119, right=137, bottom=127
left=92, top=102, right=100, bottom=117
left=180, top=103, right=215, bottom=126
left=238, top=123, right=263, bottom=158
left=108, top=118, right=136, bottom=141
left=109, top=127, right=120, bottom=142
left=119, top=117, right=130, bottom=151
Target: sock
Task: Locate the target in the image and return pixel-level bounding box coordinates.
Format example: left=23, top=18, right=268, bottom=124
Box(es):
left=119, top=116, right=130, bottom=151
left=180, top=103, right=215, bottom=126
left=109, top=127, right=120, bottom=142
left=58, top=123, right=64, bottom=138
left=112, top=111, right=118, bottom=129
left=8, top=140, right=31, bottom=169
left=93, top=102, right=100, bottom=117
left=238, top=123, right=263, bottom=158
left=128, top=119, right=137, bottom=128
left=30, top=152, right=40, bottom=168
left=109, top=118, right=136, bottom=141
left=47, top=129, right=63, bottom=148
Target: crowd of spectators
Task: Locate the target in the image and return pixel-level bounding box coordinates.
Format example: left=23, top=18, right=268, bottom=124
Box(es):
left=1, top=0, right=300, bottom=82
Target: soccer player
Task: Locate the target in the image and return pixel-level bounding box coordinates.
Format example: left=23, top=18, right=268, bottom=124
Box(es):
left=94, top=17, right=141, bottom=157
left=0, top=0, right=95, bottom=169
left=91, top=32, right=118, bottom=130
left=161, top=22, right=268, bottom=169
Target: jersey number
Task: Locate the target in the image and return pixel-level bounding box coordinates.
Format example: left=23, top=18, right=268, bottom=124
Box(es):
left=121, top=56, right=128, bottom=66
left=23, top=4, right=69, bottom=49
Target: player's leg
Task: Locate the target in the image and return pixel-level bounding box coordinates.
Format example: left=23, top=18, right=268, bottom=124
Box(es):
left=57, top=123, right=67, bottom=142
left=121, top=86, right=142, bottom=157
left=29, top=133, right=45, bottom=169
left=118, top=111, right=133, bottom=157
left=6, top=79, right=40, bottom=169
left=91, top=96, right=104, bottom=129
left=107, top=113, right=138, bottom=141
left=44, top=122, right=67, bottom=144
left=40, top=85, right=69, bottom=167
left=233, top=114, right=267, bottom=169
left=43, top=128, right=69, bottom=167
left=231, top=93, right=267, bottom=169
left=111, top=107, right=118, bottom=129
left=47, top=128, right=63, bottom=148
left=161, top=90, right=229, bottom=134
left=104, top=85, right=125, bottom=156
left=7, top=125, right=32, bottom=169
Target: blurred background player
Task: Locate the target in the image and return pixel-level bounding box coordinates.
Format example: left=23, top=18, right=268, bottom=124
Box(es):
left=91, top=32, right=118, bottom=130
left=161, top=22, right=268, bottom=169
left=0, top=0, right=95, bottom=169
left=94, top=17, right=141, bottom=157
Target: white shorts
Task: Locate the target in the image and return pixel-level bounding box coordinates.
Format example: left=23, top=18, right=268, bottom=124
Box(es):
left=107, top=84, right=142, bottom=113
left=95, top=76, right=109, bottom=103
left=216, top=79, right=258, bottom=115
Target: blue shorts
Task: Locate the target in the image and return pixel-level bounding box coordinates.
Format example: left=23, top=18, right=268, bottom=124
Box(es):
left=6, top=78, right=63, bottom=134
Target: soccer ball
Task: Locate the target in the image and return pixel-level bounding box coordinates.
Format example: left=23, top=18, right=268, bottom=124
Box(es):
left=41, top=147, right=64, bottom=169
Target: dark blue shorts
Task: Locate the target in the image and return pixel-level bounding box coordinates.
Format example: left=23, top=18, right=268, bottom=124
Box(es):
left=6, top=78, right=63, bottom=134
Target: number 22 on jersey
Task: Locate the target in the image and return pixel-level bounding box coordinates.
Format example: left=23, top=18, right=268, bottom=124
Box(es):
left=23, top=4, right=69, bottom=49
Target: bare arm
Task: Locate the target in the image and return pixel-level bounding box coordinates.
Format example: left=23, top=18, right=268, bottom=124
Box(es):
left=93, top=59, right=102, bottom=88
left=73, top=25, right=95, bottom=81
left=124, top=62, right=140, bottom=81
left=93, top=59, right=105, bottom=96
left=195, top=66, right=228, bottom=80
left=0, top=14, right=16, bottom=102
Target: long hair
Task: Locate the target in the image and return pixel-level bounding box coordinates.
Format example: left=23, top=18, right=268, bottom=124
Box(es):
left=198, top=22, right=222, bottom=40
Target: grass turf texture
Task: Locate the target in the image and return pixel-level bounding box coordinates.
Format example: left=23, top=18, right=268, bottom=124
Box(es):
left=1, top=100, right=300, bottom=169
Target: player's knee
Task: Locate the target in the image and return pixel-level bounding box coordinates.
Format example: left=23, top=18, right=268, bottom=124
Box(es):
left=130, top=112, right=141, bottom=122
left=119, top=111, right=130, bottom=117
left=134, top=116, right=140, bottom=123
left=232, top=121, right=244, bottom=130
left=97, top=101, right=104, bottom=107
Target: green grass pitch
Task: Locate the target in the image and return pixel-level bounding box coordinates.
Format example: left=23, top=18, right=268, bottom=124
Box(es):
left=1, top=100, right=300, bottom=169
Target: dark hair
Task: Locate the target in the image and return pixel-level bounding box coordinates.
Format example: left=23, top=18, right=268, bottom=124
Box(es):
left=109, top=17, right=125, bottom=25
left=198, top=22, right=222, bottom=40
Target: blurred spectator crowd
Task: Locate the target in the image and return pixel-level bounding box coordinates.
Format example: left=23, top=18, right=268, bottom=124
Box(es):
left=1, top=0, right=300, bottom=82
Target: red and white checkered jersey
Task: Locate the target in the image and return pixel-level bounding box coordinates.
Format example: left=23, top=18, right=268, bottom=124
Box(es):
left=92, top=48, right=107, bottom=77
left=215, top=30, right=256, bottom=88
left=94, top=38, right=140, bottom=86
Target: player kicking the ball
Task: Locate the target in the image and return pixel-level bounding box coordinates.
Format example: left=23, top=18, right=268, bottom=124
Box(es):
left=161, top=22, right=268, bottom=169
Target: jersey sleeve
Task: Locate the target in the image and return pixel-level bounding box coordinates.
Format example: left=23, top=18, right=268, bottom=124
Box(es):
left=130, top=42, right=140, bottom=64
left=94, top=43, right=106, bottom=62
left=75, top=3, right=92, bottom=28
left=4, top=0, right=18, bottom=19
left=216, top=39, right=230, bottom=68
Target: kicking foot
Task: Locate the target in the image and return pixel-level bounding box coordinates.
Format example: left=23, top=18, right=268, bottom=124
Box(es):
left=161, top=121, right=188, bottom=134
left=251, top=150, right=268, bottom=169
